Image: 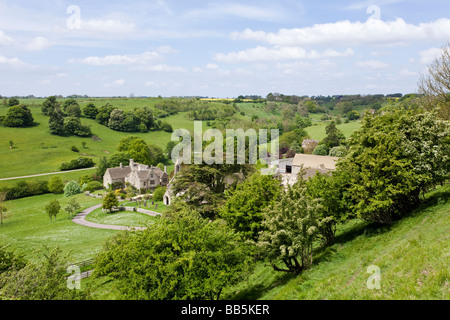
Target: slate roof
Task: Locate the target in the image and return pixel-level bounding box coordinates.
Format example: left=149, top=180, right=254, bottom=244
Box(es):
left=105, top=167, right=131, bottom=180
left=292, top=154, right=339, bottom=170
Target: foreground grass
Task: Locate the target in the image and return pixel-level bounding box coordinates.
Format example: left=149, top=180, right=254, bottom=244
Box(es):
left=224, top=184, right=449, bottom=300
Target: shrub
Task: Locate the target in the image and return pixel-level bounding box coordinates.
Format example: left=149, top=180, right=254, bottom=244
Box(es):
left=71, top=145, right=79, bottom=152
left=48, top=176, right=64, bottom=194
left=329, top=146, right=348, bottom=157
left=64, top=180, right=81, bottom=197
left=312, top=144, right=328, bottom=156
left=78, top=174, right=93, bottom=185
left=161, top=122, right=173, bottom=132
left=0, top=180, right=49, bottom=200
left=83, top=103, right=98, bottom=119
left=152, top=186, right=166, bottom=202
left=60, top=157, right=95, bottom=171
left=84, top=181, right=103, bottom=192
left=2, top=105, right=34, bottom=127
left=347, top=110, right=360, bottom=120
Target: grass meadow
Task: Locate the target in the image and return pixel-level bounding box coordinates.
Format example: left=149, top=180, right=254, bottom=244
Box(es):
left=0, top=100, right=196, bottom=180
left=85, top=207, right=160, bottom=228
left=0, top=192, right=115, bottom=262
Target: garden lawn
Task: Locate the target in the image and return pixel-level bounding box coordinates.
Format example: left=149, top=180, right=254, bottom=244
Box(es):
left=85, top=207, right=159, bottom=228
left=0, top=192, right=116, bottom=262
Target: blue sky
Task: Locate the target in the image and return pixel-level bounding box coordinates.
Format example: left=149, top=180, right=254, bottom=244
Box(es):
left=0, top=0, right=449, bottom=98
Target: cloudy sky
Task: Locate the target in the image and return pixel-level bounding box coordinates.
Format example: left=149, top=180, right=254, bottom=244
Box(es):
left=0, top=0, right=449, bottom=98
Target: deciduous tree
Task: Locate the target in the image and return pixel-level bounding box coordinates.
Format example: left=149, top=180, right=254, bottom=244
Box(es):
left=220, top=171, right=282, bottom=240
left=48, top=176, right=64, bottom=194
left=94, top=209, right=255, bottom=300
left=418, top=42, right=450, bottom=120
left=45, top=199, right=60, bottom=222
left=257, top=180, right=321, bottom=273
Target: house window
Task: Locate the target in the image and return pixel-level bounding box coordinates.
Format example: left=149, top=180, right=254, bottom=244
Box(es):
left=150, top=180, right=155, bottom=185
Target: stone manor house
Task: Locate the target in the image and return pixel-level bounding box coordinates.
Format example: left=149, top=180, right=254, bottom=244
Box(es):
left=103, top=159, right=169, bottom=191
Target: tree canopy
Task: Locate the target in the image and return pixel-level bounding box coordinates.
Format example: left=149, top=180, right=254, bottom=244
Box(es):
left=94, top=209, right=255, bottom=300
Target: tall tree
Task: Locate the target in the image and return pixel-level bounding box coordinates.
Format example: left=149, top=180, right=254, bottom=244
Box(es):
left=220, top=171, right=282, bottom=240
left=83, top=103, right=98, bottom=119
left=41, top=96, right=59, bottom=115
left=418, top=42, right=450, bottom=120
left=338, top=108, right=449, bottom=224
left=48, top=107, right=65, bottom=135
left=171, top=161, right=254, bottom=219
left=45, top=199, right=60, bottom=222
left=321, top=121, right=345, bottom=152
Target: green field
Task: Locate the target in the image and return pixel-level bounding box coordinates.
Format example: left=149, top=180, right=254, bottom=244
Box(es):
left=85, top=207, right=159, bottom=228
left=0, top=102, right=195, bottom=180
left=306, top=120, right=362, bottom=141
left=0, top=193, right=114, bottom=262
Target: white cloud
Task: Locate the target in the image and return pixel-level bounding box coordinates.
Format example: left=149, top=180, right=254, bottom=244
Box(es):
left=113, top=79, right=125, bottom=85
left=0, top=30, right=14, bottom=46
left=230, top=18, right=450, bottom=46
left=215, top=46, right=354, bottom=63
left=206, top=63, right=219, bottom=69
left=69, top=51, right=163, bottom=66
left=343, top=0, right=408, bottom=11
left=0, top=31, right=52, bottom=51
left=419, top=47, right=442, bottom=64
left=138, top=64, right=187, bottom=72
left=24, top=36, right=53, bottom=51
left=105, top=79, right=125, bottom=87
left=356, top=60, right=389, bottom=69
left=156, top=45, right=179, bottom=54
left=182, top=3, right=288, bottom=22
left=400, top=69, right=418, bottom=76
left=0, top=55, right=30, bottom=68
left=81, top=19, right=136, bottom=34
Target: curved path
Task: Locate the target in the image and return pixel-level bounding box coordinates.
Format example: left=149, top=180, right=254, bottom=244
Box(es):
left=72, top=204, right=161, bottom=231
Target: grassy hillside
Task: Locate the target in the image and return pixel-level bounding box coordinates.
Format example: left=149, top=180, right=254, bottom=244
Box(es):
left=305, top=120, right=362, bottom=141
left=0, top=103, right=193, bottom=179
left=224, top=184, right=449, bottom=300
